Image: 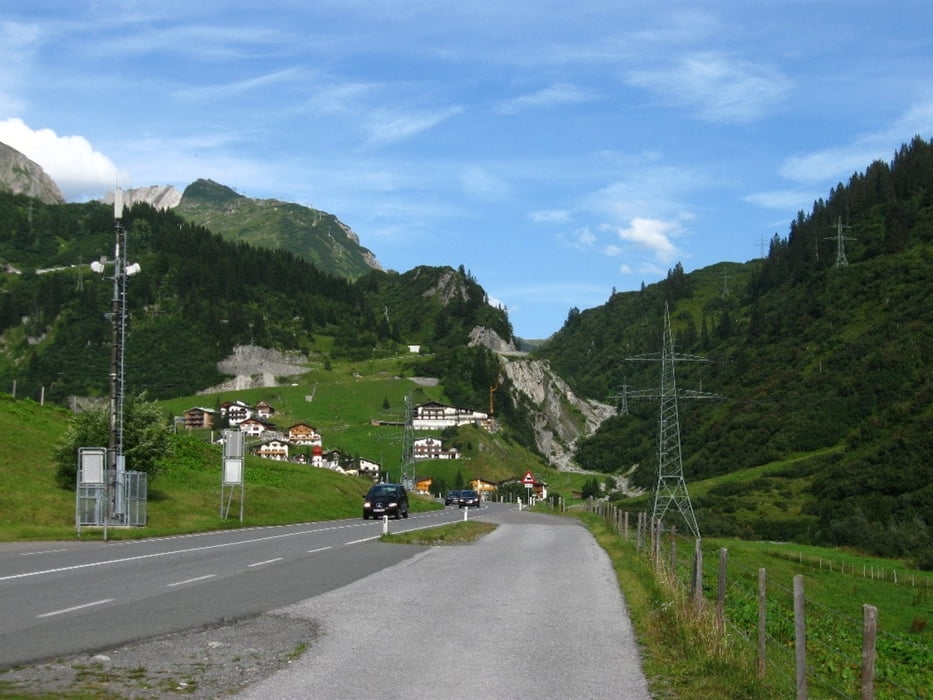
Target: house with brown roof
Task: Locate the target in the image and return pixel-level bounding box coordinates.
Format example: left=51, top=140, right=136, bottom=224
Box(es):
left=287, top=422, right=322, bottom=446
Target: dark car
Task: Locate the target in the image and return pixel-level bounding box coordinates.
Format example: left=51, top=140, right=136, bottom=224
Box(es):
left=363, top=483, right=409, bottom=520
left=458, top=489, right=480, bottom=508
left=444, top=490, right=461, bottom=506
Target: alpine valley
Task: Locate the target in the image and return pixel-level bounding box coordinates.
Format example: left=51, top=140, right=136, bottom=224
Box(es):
left=0, top=137, right=930, bottom=566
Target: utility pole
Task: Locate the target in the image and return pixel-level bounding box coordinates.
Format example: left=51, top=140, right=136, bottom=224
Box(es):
left=623, top=303, right=725, bottom=538
left=400, top=392, right=415, bottom=489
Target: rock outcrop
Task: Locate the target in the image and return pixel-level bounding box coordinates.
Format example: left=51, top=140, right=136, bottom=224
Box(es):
left=469, top=326, right=614, bottom=470
left=198, top=345, right=309, bottom=394
left=101, top=185, right=182, bottom=210
left=0, top=141, right=64, bottom=204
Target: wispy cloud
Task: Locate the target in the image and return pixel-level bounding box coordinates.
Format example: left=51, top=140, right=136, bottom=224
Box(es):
left=460, top=166, right=511, bottom=201
left=627, top=51, right=790, bottom=123
left=0, top=21, right=41, bottom=115
left=745, top=189, right=812, bottom=211
left=529, top=209, right=572, bottom=224
left=495, top=83, right=593, bottom=114
left=363, top=106, right=463, bottom=146
left=173, top=68, right=303, bottom=101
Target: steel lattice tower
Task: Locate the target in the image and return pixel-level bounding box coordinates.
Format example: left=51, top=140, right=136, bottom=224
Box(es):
left=826, top=216, right=856, bottom=267
left=651, top=303, right=701, bottom=538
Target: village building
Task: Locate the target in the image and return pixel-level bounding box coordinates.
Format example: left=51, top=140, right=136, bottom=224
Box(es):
left=254, top=401, right=275, bottom=420
left=183, top=407, right=217, bottom=429
left=253, top=438, right=289, bottom=461
left=413, top=437, right=460, bottom=460
left=287, top=422, right=322, bottom=446
left=238, top=417, right=277, bottom=439
left=219, top=400, right=251, bottom=425
left=412, top=401, right=488, bottom=430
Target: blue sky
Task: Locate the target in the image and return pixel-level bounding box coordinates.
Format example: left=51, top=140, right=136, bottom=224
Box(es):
left=2, top=1, right=932, bottom=338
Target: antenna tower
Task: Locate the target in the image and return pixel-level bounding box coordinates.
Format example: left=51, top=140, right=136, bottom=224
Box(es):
left=621, top=303, right=725, bottom=538
left=826, top=217, right=856, bottom=267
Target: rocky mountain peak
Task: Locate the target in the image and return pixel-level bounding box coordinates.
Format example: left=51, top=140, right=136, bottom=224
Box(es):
left=0, top=141, right=65, bottom=204
left=101, top=185, right=183, bottom=210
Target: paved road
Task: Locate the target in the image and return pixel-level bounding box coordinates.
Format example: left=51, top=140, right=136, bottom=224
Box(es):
left=235, top=508, right=651, bottom=699
left=0, top=506, right=489, bottom=667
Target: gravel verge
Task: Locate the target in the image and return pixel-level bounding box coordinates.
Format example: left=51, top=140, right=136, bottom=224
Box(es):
left=0, top=613, right=318, bottom=699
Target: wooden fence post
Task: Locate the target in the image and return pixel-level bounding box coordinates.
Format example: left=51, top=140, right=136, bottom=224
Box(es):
left=669, top=525, right=677, bottom=575
left=654, top=519, right=662, bottom=561
left=692, top=539, right=704, bottom=609
left=757, top=568, right=767, bottom=679
left=717, top=547, right=728, bottom=630
left=861, top=604, right=877, bottom=700
left=624, top=511, right=629, bottom=541
left=794, top=574, right=807, bottom=699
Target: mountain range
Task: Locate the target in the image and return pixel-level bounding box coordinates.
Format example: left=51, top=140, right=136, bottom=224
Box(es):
left=0, top=137, right=930, bottom=566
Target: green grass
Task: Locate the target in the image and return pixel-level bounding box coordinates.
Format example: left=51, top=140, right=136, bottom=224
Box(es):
left=571, top=507, right=933, bottom=699
left=381, top=520, right=497, bottom=545
left=0, top=353, right=577, bottom=541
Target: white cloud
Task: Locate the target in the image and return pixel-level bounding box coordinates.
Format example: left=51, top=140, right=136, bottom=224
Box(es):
left=627, top=51, right=790, bottom=123
left=0, top=118, right=122, bottom=201
left=615, top=217, right=680, bottom=263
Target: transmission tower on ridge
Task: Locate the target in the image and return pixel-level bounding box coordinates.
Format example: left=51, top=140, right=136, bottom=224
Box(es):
left=621, top=303, right=725, bottom=538
left=826, top=216, right=856, bottom=267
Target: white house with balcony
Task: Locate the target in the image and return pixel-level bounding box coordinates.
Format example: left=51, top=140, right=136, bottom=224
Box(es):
left=412, top=401, right=488, bottom=430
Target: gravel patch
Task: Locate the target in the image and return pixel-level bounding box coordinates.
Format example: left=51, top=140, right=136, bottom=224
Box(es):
left=0, top=613, right=318, bottom=699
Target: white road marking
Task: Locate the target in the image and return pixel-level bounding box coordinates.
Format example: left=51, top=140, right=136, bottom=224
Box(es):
left=248, top=557, right=284, bottom=568
left=166, top=574, right=216, bottom=587
left=38, top=599, right=114, bottom=618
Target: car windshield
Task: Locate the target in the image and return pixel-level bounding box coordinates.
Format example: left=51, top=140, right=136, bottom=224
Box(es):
left=369, top=485, right=397, bottom=497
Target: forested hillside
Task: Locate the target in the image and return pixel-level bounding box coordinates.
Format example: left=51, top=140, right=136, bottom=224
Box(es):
left=0, top=197, right=513, bottom=424
left=538, top=136, right=933, bottom=564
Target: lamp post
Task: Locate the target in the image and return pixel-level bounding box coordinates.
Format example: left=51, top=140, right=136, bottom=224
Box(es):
left=91, top=189, right=141, bottom=525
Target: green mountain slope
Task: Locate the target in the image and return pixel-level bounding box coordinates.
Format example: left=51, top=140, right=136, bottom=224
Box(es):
left=537, top=136, right=933, bottom=563
left=176, top=178, right=380, bottom=280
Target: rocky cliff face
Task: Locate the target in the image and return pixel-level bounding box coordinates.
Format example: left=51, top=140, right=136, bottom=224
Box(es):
left=0, top=142, right=64, bottom=204
left=469, top=326, right=614, bottom=470
left=101, top=185, right=182, bottom=210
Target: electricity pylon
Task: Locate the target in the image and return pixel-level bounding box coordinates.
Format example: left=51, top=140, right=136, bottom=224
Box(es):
left=620, top=303, right=725, bottom=538
left=826, top=216, right=856, bottom=267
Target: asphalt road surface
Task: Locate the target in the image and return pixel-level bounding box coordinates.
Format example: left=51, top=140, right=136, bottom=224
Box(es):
left=0, top=505, right=488, bottom=668
left=235, top=507, right=651, bottom=699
